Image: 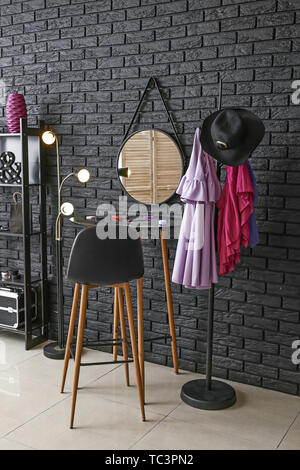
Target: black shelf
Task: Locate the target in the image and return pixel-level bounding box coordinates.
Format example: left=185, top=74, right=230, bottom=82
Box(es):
left=0, top=231, right=22, bottom=237
left=0, top=319, right=45, bottom=336
left=0, top=276, right=41, bottom=288
left=0, top=133, right=21, bottom=137
left=0, top=183, right=41, bottom=187
left=0, top=119, right=48, bottom=350
left=0, top=231, right=41, bottom=237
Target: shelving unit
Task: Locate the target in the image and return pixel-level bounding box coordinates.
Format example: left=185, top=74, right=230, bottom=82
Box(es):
left=0, top=118, right=48, bottom=349
left=0, top=231, right=41, bottom=237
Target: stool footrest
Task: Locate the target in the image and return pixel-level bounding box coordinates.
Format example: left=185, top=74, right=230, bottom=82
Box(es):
left=80, top=359, right=134, bottom=367
left=83, top=339, right=127, bottom=348
left=69, top=337, right=133, bottom=368
left=69, top=345, right=134, bottom=367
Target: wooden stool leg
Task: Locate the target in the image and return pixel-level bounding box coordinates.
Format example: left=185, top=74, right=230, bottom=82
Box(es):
left=113, top=288, right=119, bottom=362
left=124, top=283, right=145, bottom=422
left=117, top=288, right=130, bottom=386
left=160, top=230, right=179, bottom=374
left=61, top=283, right=80, bottom=393
left=70, top=284, right=88, bottom=429
left=137, top=278, right=145, bottom=402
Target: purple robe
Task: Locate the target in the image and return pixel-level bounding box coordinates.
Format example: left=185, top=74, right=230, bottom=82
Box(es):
left=172, top=129, right=222, bottom=290
left=247, top=162, right=259, bottom=248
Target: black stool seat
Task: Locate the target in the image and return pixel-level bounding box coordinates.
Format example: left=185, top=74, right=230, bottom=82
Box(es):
left=61, top=226, right=146, bottom=428
left=67, top=227, right=144, bottom=286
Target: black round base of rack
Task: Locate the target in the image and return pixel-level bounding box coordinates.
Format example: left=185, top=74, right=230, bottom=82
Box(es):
left=181, top=379, right=236, bottom=410
left=43, top=342, right=65, bottom=360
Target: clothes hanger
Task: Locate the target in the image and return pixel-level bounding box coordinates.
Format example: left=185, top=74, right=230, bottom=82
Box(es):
left=180, top=73, right=236, bottom=411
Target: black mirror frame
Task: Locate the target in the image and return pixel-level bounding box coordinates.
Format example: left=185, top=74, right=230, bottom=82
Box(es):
left=116, top=128, right=185, bottom=207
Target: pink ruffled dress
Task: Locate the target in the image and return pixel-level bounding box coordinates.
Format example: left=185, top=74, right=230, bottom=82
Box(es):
left=217, top=164, right=255, bottom=276
left=172, top=129, right=222, bottom=290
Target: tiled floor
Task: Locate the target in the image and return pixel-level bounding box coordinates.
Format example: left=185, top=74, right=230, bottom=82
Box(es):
left=0, top=332, right=299, bottom=450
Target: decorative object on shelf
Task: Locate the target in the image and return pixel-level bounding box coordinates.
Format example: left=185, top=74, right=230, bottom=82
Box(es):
left=1, top=271, right=11, bottom=282
left=9, top=192, right=23, bottom=234
left=0, top=152, right=22, bottom=184
left=41, top=129, right=91, bottom=360
left=0, top=270, right=20, bottom=282
left=6, top=93, right=27, bottom=134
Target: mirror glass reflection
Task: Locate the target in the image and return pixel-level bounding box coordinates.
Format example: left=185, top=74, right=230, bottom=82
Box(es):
left=118, top=130, right=183, bottom=204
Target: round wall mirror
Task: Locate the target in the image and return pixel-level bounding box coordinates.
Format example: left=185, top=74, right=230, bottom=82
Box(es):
left=117, top=129, right=184, bottom=205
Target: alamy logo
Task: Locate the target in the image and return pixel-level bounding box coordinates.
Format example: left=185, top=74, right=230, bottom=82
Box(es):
left=291, top=340, right=300, bottom=365
left=291, top=80, right=300, bottom=105
left=96, top=196, right=183, bottom=242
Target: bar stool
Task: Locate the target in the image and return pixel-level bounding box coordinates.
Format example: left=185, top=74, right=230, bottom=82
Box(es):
left=60, top=226, right=145, bottom=428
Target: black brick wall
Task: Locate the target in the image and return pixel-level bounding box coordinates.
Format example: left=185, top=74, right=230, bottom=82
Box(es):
left=0, top=0, right=299, bottom=396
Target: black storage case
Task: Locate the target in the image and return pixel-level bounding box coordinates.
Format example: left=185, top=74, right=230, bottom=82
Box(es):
left=0, top=287, right=37, bottom=329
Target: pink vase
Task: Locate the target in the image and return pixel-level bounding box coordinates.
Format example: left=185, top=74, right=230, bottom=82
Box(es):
left=6, top=94, right=27, bottom=134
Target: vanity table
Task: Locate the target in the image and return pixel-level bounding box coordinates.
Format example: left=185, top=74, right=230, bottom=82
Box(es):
left=69, top=215, right=179, bottom=377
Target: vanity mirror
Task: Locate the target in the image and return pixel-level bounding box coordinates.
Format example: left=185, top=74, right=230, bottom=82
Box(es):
left=117, top=129, right=184, bottom=205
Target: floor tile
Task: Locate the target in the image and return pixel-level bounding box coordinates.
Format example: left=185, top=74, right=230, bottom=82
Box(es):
left=169, top=381, right=300, bottom=448
left=16, top=347, right=121, bottom=389
left=0, top=332, right=42, bottom=370
left=7, top=393, right=161, bottom=450
left=132, top=417, right=268, bottom=450
left=0, top=348, right=122, bottom=435
left=0, top=414, right=22, bottom=438
left=85, top=361, right=197, bottom=416
left=0, top=438, right=33, bottom=450
left=278, top=413, right=300, bottom=450
left=227, top=380, right=300, bottom=418
left=0, top=373, right=66, bottom=430
left=1, top=335, right=300, bottom=451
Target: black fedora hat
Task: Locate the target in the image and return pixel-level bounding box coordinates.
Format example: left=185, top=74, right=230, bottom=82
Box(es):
left=200, top=108, right=265, bottom=167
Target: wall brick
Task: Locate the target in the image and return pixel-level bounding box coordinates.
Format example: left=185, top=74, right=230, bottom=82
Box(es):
left=0, top=0, right=298, bottom=397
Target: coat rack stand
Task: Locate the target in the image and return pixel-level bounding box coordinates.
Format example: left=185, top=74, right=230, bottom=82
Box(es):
left=180, top=78, right=237, bottom=410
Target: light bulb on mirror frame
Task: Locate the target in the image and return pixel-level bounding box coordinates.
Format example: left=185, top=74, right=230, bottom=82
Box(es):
left=60, top=202, right=74, bottom=217
left=118, top=167, right=131, bottom=178
left=76, top=168, right=91, bottom=184
left=42, top=130, right=56, bottom=145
